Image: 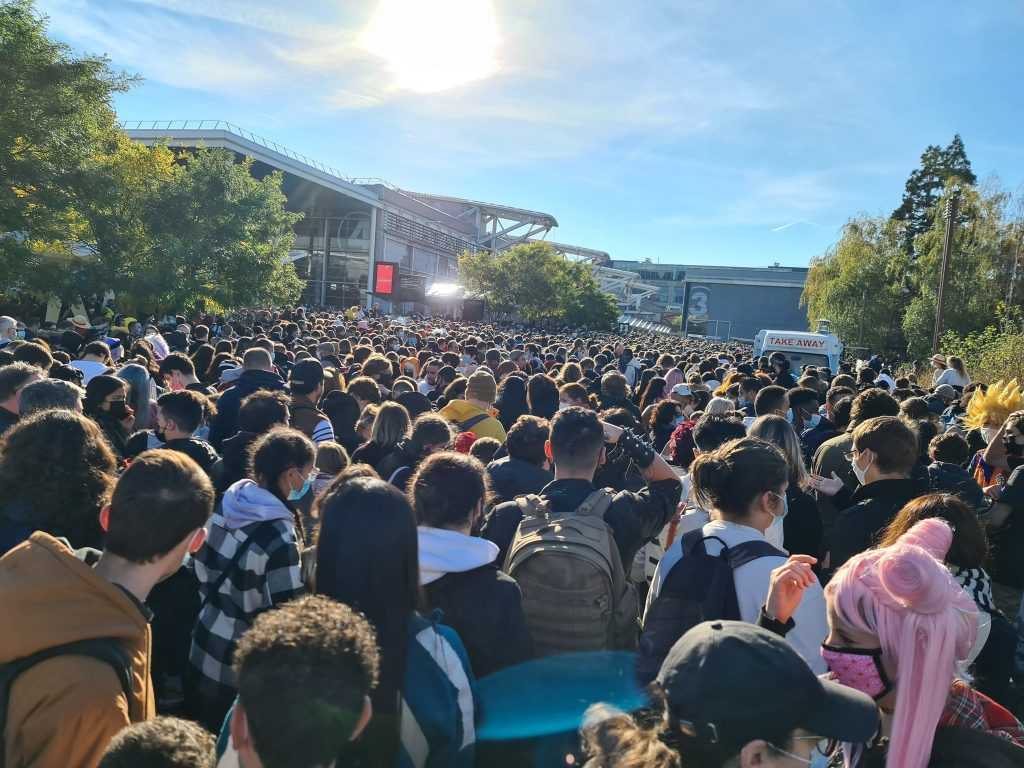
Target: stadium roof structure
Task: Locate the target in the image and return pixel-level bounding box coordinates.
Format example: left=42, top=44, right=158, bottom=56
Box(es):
left=121, top=121, right=559, bottom=255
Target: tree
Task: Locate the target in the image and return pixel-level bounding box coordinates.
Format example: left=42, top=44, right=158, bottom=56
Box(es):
left=801, top=216, right=909, bottom=354
left=901, top=182, right=1019, bottom=357
left=0, top=0, right=132, bottom=291
left=892, top=134, right=977, bottom=257
left=459, top=242, right=618, bottom=328
left=140, top=150, right=303, bottom=314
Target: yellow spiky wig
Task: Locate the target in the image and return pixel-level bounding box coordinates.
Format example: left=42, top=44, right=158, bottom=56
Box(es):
left=964, top=379, right=1024, bottom=430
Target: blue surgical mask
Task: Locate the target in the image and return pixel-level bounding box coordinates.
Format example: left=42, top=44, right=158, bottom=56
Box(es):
left=15, top=329, right=25, bottom=340
left=785, top=408, right=795, bottom=424
left=288, top=475, right=314, bottom=501
left=806, top=413, right=821, bottom=430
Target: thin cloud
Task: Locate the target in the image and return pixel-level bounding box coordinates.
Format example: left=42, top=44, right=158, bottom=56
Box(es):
left=771, top=221, right=805, bottom=232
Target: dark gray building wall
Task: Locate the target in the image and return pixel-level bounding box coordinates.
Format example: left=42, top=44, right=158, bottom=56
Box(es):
left=683, top=282, right=808, bottom=341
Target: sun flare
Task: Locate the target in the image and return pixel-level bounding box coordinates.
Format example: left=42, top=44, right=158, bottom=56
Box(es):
left=361, top=0, right=500, bottom=94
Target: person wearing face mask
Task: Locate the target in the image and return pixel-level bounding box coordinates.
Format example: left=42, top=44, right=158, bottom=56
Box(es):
left=84, top=374, right=136, bottom=459
left=819, top=416, right=922, bottom=575
left=125, top=390, right=220, bottom=477
left=0, top=451, right=214, bottom=768
left=0, top=315, right=24, bottom=348
left=749, top=415, right=824, bottom=563
left=188, top=427, right=312, bottom=731
left=823, top=518, right=1024, bottom=767
left=639, top=437, right=829, bottom=683
left=787, top=386, right=822, bottom=440
left=584, top=620, right=879, bottom=768
left=648, top=400, right=683, bottom=453
left=964, top=380, right=1024, bottom=487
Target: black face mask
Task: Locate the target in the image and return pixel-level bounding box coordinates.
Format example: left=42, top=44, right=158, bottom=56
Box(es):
left=108, top=401, right=133, bottom=420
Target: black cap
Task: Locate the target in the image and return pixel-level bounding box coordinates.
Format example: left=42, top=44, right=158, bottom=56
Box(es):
left=657, top=621, right=878, bottom=748
left=290, top=359, right=325, bottom=395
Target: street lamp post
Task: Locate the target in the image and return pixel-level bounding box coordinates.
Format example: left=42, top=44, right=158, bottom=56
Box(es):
left=932, top=190, right=960, bottom=354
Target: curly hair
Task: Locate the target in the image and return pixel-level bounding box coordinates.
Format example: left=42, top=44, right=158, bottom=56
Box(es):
left=234, top=595, right=380, bottom=768
left=0, top=410, right=117, bottom=549
left=98, top=717, right=214, bottom=768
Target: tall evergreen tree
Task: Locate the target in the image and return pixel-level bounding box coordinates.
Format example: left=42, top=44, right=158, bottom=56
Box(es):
left=892, top=134, right=977, bottom=256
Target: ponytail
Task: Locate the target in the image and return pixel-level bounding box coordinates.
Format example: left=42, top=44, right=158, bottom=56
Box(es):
left=581, top=705, right=680, bottom=768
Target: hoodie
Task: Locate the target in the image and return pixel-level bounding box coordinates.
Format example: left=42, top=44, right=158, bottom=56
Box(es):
left=418, top=527, right=532, bottom=677
left=189, top=481, right=303, bottom=700
left=209, top=369, right=287, bottom=449
left=0, top=533, right=154, bottom=768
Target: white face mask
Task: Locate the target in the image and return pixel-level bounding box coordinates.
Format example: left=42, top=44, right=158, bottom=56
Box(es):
left=764, top=491, right=787, bottom=549
left=852, top=451, right=871, bottom=485
left=785, top=408, right=795, bottom=424
left=982, top=426, right=999, bottom=444
left=558, top=401, right=572, bottom=411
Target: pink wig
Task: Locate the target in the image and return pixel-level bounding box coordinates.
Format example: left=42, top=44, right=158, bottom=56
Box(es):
left=825, top=518, right=977, bottom=768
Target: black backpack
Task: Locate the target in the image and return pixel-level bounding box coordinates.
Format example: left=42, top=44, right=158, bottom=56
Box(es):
left=636, top=529, right=785, bottom=684
left=0, top=637, right=132, bottom=767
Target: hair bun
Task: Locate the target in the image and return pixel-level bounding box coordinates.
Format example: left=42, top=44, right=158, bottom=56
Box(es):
left=876, top=541, right=954, bottom=615
left=898, top=518, right=953, bottom=561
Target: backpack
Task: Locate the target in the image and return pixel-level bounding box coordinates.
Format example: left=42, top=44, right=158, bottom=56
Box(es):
left=456, top=412, right=490, bottom=433
left=0, top=638, right=133, bottom=767
left=504, top=489, right=638, bottom=656
left=636, top=529, right=785, bottom=684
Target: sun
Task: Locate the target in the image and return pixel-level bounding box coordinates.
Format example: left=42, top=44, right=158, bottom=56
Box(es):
left=361, top=0, right=499, bottom=94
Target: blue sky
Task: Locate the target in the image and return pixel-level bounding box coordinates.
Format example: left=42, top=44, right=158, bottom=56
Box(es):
left=38, top=0, right=1024, bottom=268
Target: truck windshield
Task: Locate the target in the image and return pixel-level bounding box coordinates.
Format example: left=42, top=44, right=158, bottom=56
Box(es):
left=779, top=351, right=830, bottom=371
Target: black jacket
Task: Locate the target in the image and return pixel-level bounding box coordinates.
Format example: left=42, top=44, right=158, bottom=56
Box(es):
left=208, top=369, right=286, bottom=449
left=783, top=487, right=823, bottom=561
left=829, top=478, right=923, bottom=572
left=423, top=565, right=532, bottom=677
left=486, top=456, right=553, bottom=504
left=0, top=407, right=18, bottom=438
left=375, top=442, right=420, bottom=489
left=482, top=477, right=681, bottom=570
left=217, top=430, right=258, bottom=493
left=800, top=417, right=837, bottom=466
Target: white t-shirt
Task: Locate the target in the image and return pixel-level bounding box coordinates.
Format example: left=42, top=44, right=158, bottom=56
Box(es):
left=645, top=518, right=828, bottom=674
left=934, top=368, right=971, bottom=389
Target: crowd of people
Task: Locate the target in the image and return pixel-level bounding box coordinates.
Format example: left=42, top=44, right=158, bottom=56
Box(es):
left=1, top=307, right=1023, bottom=767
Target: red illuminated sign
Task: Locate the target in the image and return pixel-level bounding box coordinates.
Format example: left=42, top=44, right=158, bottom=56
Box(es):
left=374, top=263, right=396, bottom=295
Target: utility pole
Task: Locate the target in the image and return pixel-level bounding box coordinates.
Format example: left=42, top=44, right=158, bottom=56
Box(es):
left=1009, top=220, right=1023, bottom=307
left=932, top=190, right=960, bottom=354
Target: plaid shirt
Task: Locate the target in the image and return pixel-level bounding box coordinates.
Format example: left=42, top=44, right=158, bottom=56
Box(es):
left=189, top=514, right=304, bottom=698
left=940, top=679, right=1024, bottom=746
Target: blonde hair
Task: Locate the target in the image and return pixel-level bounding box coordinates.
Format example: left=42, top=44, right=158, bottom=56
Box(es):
left=370, top=401, right=411, bottom=448
left=964, top=379, right=1024, bottom=430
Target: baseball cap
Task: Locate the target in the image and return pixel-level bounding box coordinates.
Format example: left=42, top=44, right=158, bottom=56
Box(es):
left=657, top=621, right=878, bottom=749
left=290, top=359, right=325, bottom=395
left=671, top=383, right=692, bottom=398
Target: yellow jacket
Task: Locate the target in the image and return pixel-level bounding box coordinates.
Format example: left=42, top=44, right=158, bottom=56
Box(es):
left=438, top=399, right=507, bottom=443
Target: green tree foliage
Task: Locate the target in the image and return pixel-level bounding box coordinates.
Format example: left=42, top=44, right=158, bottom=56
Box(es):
left=901, top=183, right=1019, bottom=358
left=940, top=308, right=1024, bottom=384
left=0, top=0, right=131, bottom=288
left=892, top=134, right=977, bottom=256
left=1, top=1, right=304, bottom=315
left=459, top=242, right=618, bottom=328
left=805, top=133, right=1023, bottom=362
left=801, top=217, right=908, bottom=353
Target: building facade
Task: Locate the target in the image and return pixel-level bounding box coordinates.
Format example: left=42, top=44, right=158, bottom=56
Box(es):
left=606, top=260, right=810, bottom=341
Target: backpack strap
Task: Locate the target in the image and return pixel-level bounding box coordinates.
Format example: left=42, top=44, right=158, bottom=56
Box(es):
left=725, top=540, right=788, bottom=569
left=574, top=489, right=614, bottom=519
left=0, top=637, right=132, bottom=760
left=515, top=494, right=548, bottom=520
left=457, top=412, right=491, bottom=432
left=387, top=465, right=410, bottom=485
